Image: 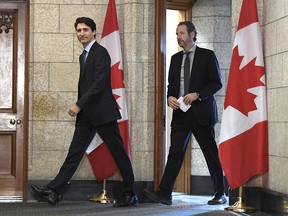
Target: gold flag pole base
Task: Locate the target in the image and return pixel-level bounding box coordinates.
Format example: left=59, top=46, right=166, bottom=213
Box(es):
left=89, top=189, right=115, bottom=203
left=89, top=179, right=115, bottom=204
left=225, top=198, right=256, bottom=213
left=225, top=186, right=256, bottom=213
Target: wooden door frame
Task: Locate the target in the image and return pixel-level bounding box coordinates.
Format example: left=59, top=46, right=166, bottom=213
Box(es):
left=22, top=0, right=29, bottom=201
left=154, top=0, right=196, bottom=191
left=154, top=0, right=166, bottom=190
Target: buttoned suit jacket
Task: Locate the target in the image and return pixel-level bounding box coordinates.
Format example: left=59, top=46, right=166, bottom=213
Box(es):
left=76, top=41, right=121, bottom=126
left=46, top=42, right=135, bottom=194
left=167, top=46, right=222, bottom=126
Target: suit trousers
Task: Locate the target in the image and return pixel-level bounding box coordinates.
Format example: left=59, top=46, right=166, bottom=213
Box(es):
left=159, top=109, right=224, bottom=196
left=47, top=112, right=135, bottom=196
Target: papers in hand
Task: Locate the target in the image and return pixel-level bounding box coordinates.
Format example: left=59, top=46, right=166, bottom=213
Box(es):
left=177, top=96, right=191, bottom=112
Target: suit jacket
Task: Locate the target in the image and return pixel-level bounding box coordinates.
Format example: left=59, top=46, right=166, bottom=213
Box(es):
left=76, top=41, right=121, bottom=126
left=167, top=46, right=222, bottom=126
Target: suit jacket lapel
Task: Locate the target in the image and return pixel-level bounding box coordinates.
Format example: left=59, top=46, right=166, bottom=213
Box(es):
left=173, top=52, right=183, bottom=97
left=190, top=46, right=199, bottom=83
left=80, top=53, right=86, bottom=78
left=175, top=52, right=183, bottom=84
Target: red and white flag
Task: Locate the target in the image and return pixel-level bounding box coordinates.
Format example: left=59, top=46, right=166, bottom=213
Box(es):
left=219, top=0, right=268, bottom=190
left=86, top=0, right=131, bottom=181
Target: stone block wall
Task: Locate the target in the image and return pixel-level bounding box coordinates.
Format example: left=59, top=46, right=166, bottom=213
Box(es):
left=262, top=0, right=288, bottom=195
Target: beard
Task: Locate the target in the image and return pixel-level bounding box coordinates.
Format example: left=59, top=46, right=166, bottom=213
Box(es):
left=177, top=40, right=184, bottom=48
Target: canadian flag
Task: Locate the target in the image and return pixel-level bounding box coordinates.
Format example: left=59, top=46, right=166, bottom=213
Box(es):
left=219, top=0, right=268, bottom=190
left=86, top=0, right=131, bottom=181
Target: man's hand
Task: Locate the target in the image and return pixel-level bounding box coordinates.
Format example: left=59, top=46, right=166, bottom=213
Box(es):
left=168, top=96, right=180, bottom=110
left=68, top=104, right=81, bottom=117
left=183, top=92, right=199, bottom=105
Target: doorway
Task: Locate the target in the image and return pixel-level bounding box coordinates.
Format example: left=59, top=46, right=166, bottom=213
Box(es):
left=154, top=0, right=196, bottom=193
left=0, top=0, right=29, bottom=201
left=165, top=9, right=192, bottom=193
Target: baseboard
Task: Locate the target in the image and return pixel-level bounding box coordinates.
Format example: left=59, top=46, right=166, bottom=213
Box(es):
left=229, top=187, right=288, bottom=215
left=190, top=175, right=229, bottom=196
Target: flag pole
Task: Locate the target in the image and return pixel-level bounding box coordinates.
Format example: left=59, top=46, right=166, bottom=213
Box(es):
left=225, top=186, right=255, bottom=213
left=89, top=179, right=115, bottom=203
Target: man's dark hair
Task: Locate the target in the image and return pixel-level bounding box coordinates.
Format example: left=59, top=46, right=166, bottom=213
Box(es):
left=178, top=21, right=197, bottom=42
left=74, top=17, right=97, bottom=32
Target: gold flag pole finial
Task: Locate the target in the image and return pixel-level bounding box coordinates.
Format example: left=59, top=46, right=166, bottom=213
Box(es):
left=225, top=186, right=256, bottom=213
left=89, top=179, right=115, bottom=203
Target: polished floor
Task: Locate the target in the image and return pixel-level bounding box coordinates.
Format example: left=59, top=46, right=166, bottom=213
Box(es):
left=0, top=194, right=273, bottom=216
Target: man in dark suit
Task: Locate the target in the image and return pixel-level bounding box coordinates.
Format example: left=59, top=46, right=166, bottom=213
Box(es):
left=144, top=21, right=226, bottom=205
left=31, top=17, right=138, bottom=207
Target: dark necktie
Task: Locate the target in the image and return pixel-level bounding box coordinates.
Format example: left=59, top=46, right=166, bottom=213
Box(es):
left=184, top=51, right=191, bottom=95
left=80, top=50, right=87, bottom=66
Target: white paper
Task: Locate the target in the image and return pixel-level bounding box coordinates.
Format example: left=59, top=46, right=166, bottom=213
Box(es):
left=86, top=132, right=103, bottom=154
left=177, top=96, right=191, bottom=112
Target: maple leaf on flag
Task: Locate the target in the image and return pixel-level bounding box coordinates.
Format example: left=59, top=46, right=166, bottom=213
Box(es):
left=111, top=61, right=124, bottom=111
left=224, top=46, right=265, bottom=116
left=111, top=61, right=124, bottom=89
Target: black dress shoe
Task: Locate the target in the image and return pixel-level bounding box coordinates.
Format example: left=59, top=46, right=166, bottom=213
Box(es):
left=207, top=193, right=227, bottom=205
left=31, top=184, right=60, bottom=206
left=143, top=189, right=172, bottom=205
left=113, top=195, right=138, bottom=207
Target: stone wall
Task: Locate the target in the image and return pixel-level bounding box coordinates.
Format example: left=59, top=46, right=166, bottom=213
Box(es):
left=262, top=0, right=288, bottom=195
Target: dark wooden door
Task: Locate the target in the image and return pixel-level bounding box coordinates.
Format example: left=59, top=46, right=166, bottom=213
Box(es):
left=0, top=1, right=28, bottom=201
